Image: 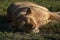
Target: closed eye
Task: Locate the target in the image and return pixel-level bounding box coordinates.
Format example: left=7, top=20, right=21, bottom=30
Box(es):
left=26, top=8, right=31, bottom=15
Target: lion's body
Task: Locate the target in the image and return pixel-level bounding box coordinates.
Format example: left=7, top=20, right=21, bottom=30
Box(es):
left=7, top=2, right=60, bottom=33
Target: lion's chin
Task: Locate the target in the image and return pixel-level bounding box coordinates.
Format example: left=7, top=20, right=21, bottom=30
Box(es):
left=11, top=17, right=35, bottom=32
left=16, top=23, right=33, bottom=32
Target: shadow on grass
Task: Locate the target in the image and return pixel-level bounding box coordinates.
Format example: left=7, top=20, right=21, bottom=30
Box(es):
left=0, top=15, right=11, bottom=32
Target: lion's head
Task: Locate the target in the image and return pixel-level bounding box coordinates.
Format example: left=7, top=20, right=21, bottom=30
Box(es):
left=7, top=5, right=38, bottom=32
left=7, top=2, right=50, bottom=33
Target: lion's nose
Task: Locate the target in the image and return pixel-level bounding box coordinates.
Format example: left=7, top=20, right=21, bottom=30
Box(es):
left=16, top=15, right=26, bottom=20
left=25, top=18, right=30, bottom=23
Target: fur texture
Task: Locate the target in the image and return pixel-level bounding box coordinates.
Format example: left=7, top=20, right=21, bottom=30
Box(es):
left=7, top=2, right=60, bottom=33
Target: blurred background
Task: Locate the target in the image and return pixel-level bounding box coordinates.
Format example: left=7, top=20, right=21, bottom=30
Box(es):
left=0, top=0, right=60, bottom=40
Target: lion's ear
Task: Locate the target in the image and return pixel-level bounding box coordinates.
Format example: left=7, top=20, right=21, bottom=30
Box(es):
left=26, top=7, right=31, bottom=15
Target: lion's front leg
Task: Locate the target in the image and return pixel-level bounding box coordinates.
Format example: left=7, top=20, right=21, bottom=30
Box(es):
left=28, top=18, right=40, bottom=33
left=32, top=20, right=51, bottom=33
left=32, top=26, right=40, bottom=33
left=32, top=23, right=40, bottom=33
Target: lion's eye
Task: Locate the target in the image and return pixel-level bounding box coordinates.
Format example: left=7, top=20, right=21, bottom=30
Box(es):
left=26, top=8, right=31, bottom=15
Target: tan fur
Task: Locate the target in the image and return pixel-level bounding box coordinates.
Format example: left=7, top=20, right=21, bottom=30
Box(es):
left=7, top=2, right=60, bottom=33
left=49, top=12, right=60, bottom=21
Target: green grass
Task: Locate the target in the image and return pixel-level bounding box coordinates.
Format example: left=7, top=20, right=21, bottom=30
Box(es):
left=0, top=0, right=60, bottom=40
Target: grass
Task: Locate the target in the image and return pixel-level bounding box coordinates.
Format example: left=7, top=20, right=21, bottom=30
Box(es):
left=0, top=0, right=60, bottom=40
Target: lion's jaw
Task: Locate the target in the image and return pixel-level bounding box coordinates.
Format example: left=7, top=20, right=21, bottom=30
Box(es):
left=13, top=15, right=37, bottom=32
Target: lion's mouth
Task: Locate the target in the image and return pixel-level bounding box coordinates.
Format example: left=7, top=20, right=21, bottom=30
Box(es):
left=15, top=21, right=34, bottom=32
left=24, top=23, right=33, bottom=28
left=11, top=16, right=36, bottom=32
left=16, top=16, right=36, bottom=28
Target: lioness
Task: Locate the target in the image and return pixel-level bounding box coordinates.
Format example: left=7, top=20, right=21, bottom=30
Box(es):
left=7, top=2, right=60, bottom=33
